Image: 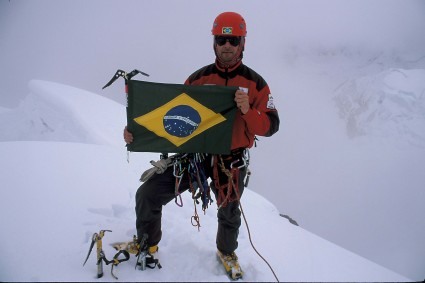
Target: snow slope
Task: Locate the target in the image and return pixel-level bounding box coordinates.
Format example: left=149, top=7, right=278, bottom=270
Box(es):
left=0, top=81, right=409, bottom=282
left=0, top=80, right=126, bottom=146
left=251, top=47, right=425, bottom=280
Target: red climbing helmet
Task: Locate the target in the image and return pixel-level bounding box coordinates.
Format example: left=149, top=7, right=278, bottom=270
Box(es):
left=211, top=12, right=247, bottom=37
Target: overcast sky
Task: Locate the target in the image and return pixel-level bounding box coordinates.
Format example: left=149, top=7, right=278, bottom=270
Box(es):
left=1, top=0, right=425, bottom=107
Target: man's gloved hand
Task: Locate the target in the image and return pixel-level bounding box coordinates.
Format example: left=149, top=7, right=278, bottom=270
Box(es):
left=140, top=158, right=172, bottom=182
left=150, top=159, right=169, bottom=174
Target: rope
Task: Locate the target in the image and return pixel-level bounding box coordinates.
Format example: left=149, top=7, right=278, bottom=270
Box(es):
left=214, top=151, right=279, bottom=282
left=166, top=151, right=279, bottom=281
left=191, top=199, right=201, bottom=231
left=226, top=154, right=280, bottom=283
left=239, top=199, right=280, bottom=282
left=214, top=156, right=240, bottom=208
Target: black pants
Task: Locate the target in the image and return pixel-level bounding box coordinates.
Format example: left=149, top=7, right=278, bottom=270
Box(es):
left=135, top=160, right=246, bottom=255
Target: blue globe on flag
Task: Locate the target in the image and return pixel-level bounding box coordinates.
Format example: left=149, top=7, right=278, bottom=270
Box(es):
left=163, top=105, right=201, bottom=138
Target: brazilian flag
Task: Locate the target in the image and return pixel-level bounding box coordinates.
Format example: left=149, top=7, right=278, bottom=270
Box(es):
left=126, top=80, right=238, bottom=154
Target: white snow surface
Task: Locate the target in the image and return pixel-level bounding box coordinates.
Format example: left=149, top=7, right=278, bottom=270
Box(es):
left=334, top=68, right=425, bottom=146
left=0, top=80, right=410, bottom=282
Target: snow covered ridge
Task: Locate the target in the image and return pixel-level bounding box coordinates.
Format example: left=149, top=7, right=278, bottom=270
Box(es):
left=334, top=68, right=425, bottom=147
left=0, top=80, right=126, bottom=146
left=0, top=141, right=410, bottom=282
left=0, top=80, right=411, bottom=281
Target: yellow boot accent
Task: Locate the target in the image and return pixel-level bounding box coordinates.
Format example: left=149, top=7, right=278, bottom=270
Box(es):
left=111, top=237, right=140, bottom=255
left=112, top=238, right=158, bottom=255
left=148, top=245, right=158, bottom=254
left=217, top=250, right=243, bottom=280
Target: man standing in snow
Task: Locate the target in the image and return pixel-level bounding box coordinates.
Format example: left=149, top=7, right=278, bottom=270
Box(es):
left=124, top=11, right=279, bottom=279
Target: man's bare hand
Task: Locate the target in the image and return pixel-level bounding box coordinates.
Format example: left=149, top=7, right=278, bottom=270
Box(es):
left=234, top=90, right=250, bottom=114
left=123, top=126, right=133, bottom=144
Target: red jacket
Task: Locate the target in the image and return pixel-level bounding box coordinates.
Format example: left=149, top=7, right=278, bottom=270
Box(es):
left=185, top=61, right=279, bottom=150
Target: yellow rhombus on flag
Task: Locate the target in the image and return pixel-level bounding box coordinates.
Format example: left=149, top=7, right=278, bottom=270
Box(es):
left=133, top=93, right=226, bottom=147
left=126, top=80, right=237, bottom=154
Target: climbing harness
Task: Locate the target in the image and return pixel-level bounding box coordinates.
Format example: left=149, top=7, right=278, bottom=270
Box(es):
left=187, top=153, right=211, bottom=211
left=212, top=148, right=250, bottom=209
left=139, top=150, right=251, bottom=230
left=174, top=153, right=211, bottom=230
left=140, top=152, right=212, bottom=231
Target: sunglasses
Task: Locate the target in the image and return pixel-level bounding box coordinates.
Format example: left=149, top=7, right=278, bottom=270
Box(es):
left=215, top=36, right=242, bottom=47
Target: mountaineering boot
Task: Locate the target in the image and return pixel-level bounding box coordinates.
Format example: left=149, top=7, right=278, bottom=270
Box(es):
left=136, top=244, right=162, bottom=270
left=111, top=236, right=140, bottom=254
left=148, top=245, right=158, bottom=255
left=111, top=236, right=158, bottom=255
left=217, top=250, right=243, bottom=280
left=112, top=236, right=161, bottom=270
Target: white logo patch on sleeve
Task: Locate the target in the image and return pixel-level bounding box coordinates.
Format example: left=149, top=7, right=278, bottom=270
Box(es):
left=267, top=94, right=275, bottom=109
